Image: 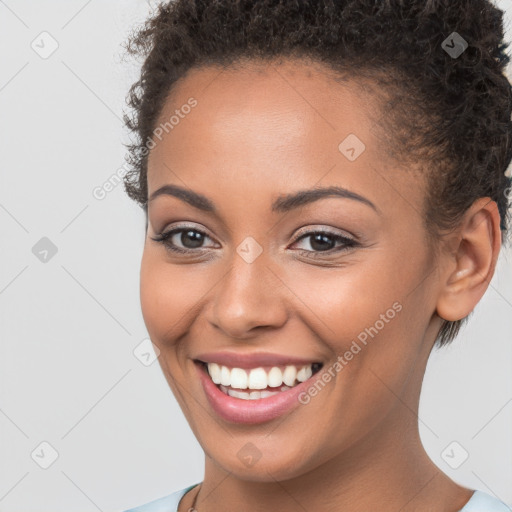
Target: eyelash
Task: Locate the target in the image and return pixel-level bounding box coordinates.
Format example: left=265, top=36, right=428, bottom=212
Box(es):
left=150, top=225, right=359, bottom=257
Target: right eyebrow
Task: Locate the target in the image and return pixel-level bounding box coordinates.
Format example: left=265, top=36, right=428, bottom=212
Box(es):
left=148, top=184, right=216, bottom=212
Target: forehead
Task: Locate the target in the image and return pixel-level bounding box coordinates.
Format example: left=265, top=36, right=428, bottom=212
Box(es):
left=147, top=59, right=425, bottom=220
left=150, top=59, right=379, bottom=165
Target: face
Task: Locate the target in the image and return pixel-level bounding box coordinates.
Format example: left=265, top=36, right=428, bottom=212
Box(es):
left=140, top=59, right=443, bottom=481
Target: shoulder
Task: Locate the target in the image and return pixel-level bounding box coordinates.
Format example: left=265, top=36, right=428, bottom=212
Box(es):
left=122, top=486, right=510, bottom=512
left=459, top=490, right=511, bottom=512
left=122, top=484, right=200, bottom=512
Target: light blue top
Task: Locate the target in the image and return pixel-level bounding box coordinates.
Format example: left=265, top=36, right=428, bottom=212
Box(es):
left=123, top=484, right=511, bottom=512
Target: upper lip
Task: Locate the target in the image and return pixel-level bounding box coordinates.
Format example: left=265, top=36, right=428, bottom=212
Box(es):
left=194, top=351, right=322, bottom=369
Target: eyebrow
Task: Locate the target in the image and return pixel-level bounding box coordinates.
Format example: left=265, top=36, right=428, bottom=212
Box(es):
left=148, top=184, right=379, bottom=214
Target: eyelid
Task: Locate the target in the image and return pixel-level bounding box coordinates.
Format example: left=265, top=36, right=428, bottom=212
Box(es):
left=159, top=222, right=217, bottom=242
left=292, top=224, right=357, bottom=242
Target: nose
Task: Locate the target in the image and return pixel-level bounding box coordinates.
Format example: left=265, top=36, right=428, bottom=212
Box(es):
left=207, top=248, right=288, bottom=339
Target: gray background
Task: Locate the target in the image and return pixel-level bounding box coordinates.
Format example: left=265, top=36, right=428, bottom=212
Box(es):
left=0, top=1, right=511, bottom=511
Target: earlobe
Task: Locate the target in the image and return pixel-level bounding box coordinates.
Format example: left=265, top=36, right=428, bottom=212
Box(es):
left=435, top=198, right=501, bottom=322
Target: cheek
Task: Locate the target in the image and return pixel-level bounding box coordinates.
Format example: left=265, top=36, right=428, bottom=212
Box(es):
left=283, top=253, right=426, bottom=391
left=282, top=261, right=402, bottom=348
left=140, top=251, right=180, bottom=342
left=139, top=249, right=212, bottom=344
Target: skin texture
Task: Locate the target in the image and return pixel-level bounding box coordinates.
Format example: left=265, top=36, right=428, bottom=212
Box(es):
left=140, top=60, right=501, bottom=512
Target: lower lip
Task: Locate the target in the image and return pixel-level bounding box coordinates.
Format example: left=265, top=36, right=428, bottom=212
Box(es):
left=195, top=362, right=317, bottom=424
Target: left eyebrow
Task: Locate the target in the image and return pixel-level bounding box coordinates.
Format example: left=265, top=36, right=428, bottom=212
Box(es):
left=271, top=185, right=379, bottom=214
left=147, top=184, right=379, bottom=214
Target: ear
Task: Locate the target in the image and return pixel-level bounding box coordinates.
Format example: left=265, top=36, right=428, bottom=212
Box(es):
left=435, top=197, right=502, bottom=322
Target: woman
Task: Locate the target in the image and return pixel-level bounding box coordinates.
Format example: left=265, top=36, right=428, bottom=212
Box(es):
left=121, top=0, right=512, bottom=510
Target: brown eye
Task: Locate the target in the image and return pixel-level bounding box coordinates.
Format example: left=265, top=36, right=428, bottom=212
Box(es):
left=175, top=229, right=206, bottom=249
left=291, top=230, right=358, bottom=255
left=151, top=226, right=217, bottom=254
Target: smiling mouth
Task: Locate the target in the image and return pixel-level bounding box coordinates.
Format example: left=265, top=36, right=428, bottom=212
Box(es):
left=196, top=360, right=323, bottom=400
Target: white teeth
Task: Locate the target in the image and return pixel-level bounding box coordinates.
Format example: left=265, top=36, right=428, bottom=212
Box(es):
left=227, top=389, right=250, bottom=400
left=248, top=368, right=267, bottom=389
left=296, top=365, right=312, bottom=382
left=267, top=367, right=283, bottom=387
left=230, top=368, right=248, bottom=389
left=206, top=362, right=318, bottom=391
left=283, top=365, right=297, bottom=386
left=208, top=362, right=221, bottom=384
left=222, top=385, right=282, bottom=400
left=220, top=366, right=231, bottom=386
left=260, top=390, right=280, bottom=398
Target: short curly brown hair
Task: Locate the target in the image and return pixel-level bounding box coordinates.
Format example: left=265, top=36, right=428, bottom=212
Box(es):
left=122, top=0, right=512, bottom=348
